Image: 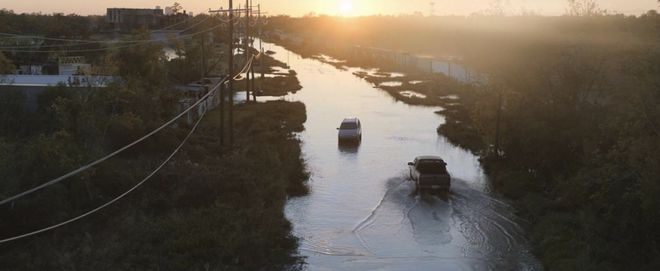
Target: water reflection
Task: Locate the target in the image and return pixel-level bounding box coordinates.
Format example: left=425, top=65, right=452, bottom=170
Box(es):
left=338, top=141, right=361, bottom=154
left=261, top=41, right=541, bottom=270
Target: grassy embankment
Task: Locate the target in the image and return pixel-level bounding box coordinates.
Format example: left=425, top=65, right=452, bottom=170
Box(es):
left=233, top=50, right=302, bottom=97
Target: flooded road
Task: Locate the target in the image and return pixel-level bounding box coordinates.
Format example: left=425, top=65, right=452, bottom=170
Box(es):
left=262, top=42, right=541, bottom=270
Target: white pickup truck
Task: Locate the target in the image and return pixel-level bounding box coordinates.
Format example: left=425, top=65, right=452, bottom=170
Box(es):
left=408, top=156, right=451, bottom=193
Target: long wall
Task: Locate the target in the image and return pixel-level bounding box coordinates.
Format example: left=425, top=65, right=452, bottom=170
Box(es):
left=352, top=46, right=487, bottom=85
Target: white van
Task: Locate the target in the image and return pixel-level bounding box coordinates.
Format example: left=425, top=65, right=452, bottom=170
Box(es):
left=337, top=118, right=362, bottom=143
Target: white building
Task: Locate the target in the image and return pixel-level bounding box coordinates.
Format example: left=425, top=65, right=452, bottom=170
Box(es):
left=0, top=75, right=117, bottom=111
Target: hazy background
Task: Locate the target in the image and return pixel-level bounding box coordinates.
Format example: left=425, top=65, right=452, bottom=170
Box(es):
left=0, top=0, right=656, bottom=16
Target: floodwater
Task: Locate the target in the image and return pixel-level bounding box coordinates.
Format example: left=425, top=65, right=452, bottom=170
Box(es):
left=261, top=42, right=541, bottom=271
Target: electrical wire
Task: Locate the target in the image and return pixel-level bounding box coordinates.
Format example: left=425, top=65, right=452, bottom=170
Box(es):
left=233, top=53, right=259, bottom=81
left=0, top=16, right=239, bottom=50
left=1, top=24, right=221, bottom=52
left=0, top=76, right=228, bottom=206
left=177, top=16, right=212, bottom=33
left=0, top=16, right=205, bottom=50
left=1, top=23, right=226, bottom=53
left=0, top=6, right=264, bottom=242
left=0, top=100, right=210, bottom=244
left=160, top=14, right=202, bottom=30
left=233, top=56, right=254, bottom=80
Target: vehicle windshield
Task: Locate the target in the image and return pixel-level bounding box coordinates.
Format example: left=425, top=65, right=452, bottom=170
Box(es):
left=416, top=160, right=448, bottom=174
left=340, top=122, right=358, bottom=129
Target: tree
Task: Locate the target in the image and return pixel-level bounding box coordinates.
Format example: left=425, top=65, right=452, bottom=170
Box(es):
left=172, top=2, right=183, bottom=14
left=485, top=0, right=507, bottom=16
left=0, top=52, right=15, bottom=74
left=566, top=0, right=606, bottom=16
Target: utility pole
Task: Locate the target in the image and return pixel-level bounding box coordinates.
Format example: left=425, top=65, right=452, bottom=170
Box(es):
left=200, top=34, right=206, bottom=79
left=228, top=0, right=235, bottom=147
left=220, top=81, right=225, bottom=145
left=258, top=4, right=264, bottom=97
left=249, top=0, right=256, bottom=101
left=209, top=9, right=229, bottom=146
left=210, top=1, right=254, bottom=148
left=245, top=0, right=251, bottom=102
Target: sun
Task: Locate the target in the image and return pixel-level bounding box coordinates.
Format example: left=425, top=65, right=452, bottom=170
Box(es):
left=339, top=0, right=354, bottom=16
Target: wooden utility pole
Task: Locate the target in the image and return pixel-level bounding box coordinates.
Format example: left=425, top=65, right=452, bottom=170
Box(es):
left=220, top=81, right=225, bottom=145
left=209, top=1, right=255, bottom=148
left=250, top=0, right=256, bottom=101
left=259, top=4, right=264, bottom=96
left=245, top=0, right=251, bottom=102
left=200, top=34, right=206, bottom=79
left=228, top=0, right=235, bottom=147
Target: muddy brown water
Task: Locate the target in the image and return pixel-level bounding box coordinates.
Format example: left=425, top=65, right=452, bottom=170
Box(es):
left=259, top=41, right=541, bottom=271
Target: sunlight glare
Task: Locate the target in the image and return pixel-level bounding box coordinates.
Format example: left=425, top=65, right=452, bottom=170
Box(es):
left=339, top=0, right=353, bottom=16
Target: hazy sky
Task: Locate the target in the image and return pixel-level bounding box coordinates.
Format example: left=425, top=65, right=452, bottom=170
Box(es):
left=0, top=0, right=656, bottom=16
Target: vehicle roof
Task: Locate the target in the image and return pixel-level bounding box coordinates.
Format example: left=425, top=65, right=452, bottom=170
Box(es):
left=415, top=155, right=445, bottom=161
left=341, top=117, right=360, bottom=123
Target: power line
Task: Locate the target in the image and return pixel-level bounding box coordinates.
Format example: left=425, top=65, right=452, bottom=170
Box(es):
left=233, top=54, right=255, bottom=80
left=0, top=100, right=210, bottom=244
left=0, top=16, right=239, bottom=50
left=161, top=14, right=203, bottom=30
left=0, top=23, right=226, bottom=53
left=1, top=23, right=223, bottom=52
left=0, top=16, right=204, bottom=50
left=0, top=16, right=211, bottom=45
left=0, top=16, right=202, bottom=47
left=177, top=16, right=212, bottom=33
left=0, top=77, right=228, bottom=206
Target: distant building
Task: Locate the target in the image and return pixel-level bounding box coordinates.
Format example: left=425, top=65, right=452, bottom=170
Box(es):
left=16, top=63, right=58, bottom=75
left=58, top=56, right=91, bottom=76
left=0, top=75, right=117, bottom=111
left=18, top=65, right=44, bottom=75
left=174, top=77, right=225, bottom=124
left=107, top=7, right=164, bottom=30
